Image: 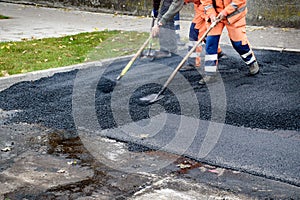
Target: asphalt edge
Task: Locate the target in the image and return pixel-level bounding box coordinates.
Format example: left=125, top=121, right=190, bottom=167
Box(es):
left=1, top=44, right=299, bottom=92
left=0, top=55, right=132, bottom=92
left=220, top=42, right=300, bottom=53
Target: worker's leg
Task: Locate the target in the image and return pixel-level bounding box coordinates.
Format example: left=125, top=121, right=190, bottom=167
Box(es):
left=188, top=23, right=200, bottom=66
left=203, top=35, right=220, bottom=74
left=174, top=12, right=180, bottom=41
left=181, top=17, right=207, bottom=71
left=203, top=23, right=224, bottom=74
left=180, top=22, right=200, bottom=71
left=226, top=17, right=259, bottom=74
left=199, top=22, right=224, bottom=84
left=157, top=0, right=177, bottom=55
left=174, top=12, right=184, bottom=46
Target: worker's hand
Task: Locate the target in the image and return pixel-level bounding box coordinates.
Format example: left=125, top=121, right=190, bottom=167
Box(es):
left=151, top=9, right=158, bottom=18
left=209, top=14, right=217, bottom=23
left=217, top=10, right=227, bottom=20
left=151, top=24, right=160, bottom=37
left=184, top=0, right=193, bottom=4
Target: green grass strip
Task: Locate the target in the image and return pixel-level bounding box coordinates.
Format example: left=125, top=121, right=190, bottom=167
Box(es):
left=0, top=15, right=9, bottom=19
left=0, top=30, right=151, bottom=77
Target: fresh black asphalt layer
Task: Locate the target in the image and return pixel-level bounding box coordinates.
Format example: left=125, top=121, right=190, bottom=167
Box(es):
left=0, top=47, right=299, bottom=186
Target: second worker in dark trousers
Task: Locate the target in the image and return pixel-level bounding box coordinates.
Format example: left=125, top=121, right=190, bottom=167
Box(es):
left=152, top=0, right=185, bottom=59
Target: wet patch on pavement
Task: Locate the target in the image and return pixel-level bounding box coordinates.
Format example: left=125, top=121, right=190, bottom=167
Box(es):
left=0, top=120, right=247, bottom=199
left=1, top=121, right=299, bottom=199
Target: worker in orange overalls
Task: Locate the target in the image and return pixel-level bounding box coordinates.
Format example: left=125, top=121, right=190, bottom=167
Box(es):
left=198, top=0, right=259, bottom=84
left=181, top=0, right=224, bottom=71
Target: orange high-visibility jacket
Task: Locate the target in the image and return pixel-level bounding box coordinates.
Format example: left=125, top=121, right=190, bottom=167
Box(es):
left=184, top=0, right=205, bottom=24
left=200, top=0, right=247, bottom=24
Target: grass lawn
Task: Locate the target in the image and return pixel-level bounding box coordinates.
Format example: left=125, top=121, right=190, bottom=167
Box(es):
left=0, top=30, right=151, bottom=77
left=0, top=15, right=9, bottom=19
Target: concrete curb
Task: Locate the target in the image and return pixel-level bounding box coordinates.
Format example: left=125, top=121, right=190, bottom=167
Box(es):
left=0, top=55, right=132, bottom=92
left=251, top=46, right=300, bottom=53
left=1, top=44, right=299, bottom=92
left=220, top=43, right=300, bottom=53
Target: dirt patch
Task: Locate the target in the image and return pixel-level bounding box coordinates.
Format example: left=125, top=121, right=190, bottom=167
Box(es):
left=0, top=121, right=252, bottom=199
left=1, top=120, right=299, bottom=199
left=0, top=15, right=10, bottom=19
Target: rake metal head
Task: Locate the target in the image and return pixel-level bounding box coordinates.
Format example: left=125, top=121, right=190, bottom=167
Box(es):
left=139, top=93, right=164, bottom=104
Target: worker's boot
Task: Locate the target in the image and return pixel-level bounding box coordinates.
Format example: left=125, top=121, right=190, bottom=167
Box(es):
left=177, top=38, right=185, bottom=46
left=218, top=51, right=227, bottom=59
left=153, top=50, right=172, bottom=59
left=249, top=61, right=260, bottom=75
left=180, top=64, right=196, bottom=71
left=199, top=75, right=218, bottom=85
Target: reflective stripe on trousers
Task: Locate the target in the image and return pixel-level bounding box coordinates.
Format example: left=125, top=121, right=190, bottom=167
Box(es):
left=205, top=16, right=256, bottom=68
left=204, top=35, right=219, bottom=74
left=231, top=40, right=256, bottom=65
left=174, top=12, right=180, bottom=39
left=204, top=19, right=257, bottom=75
left=188, top=23, right=201, bottom=67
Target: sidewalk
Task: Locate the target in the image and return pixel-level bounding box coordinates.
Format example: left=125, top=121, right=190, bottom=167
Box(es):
left=0, top=2, right=299, bottom=52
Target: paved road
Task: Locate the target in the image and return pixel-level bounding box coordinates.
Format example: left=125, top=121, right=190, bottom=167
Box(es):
left=1, top=46, right=299, bottom=188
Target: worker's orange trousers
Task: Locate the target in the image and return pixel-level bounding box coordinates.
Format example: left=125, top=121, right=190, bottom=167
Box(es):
left=187, top=17, right=222, bottom=67
left=204, top=16, right=256, bottom=74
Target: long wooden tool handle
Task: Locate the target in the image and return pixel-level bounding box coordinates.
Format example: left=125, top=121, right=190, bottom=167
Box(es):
left=117, top=35, right=152, bottom=80
left=158, top=20, right=219, bottom=94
